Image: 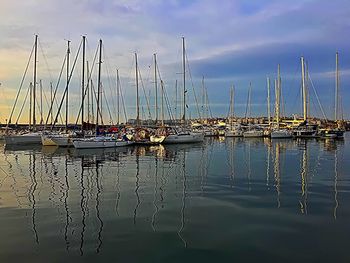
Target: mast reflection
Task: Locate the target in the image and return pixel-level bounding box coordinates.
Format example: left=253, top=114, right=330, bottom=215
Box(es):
left=151, top=155, right=159, bottom=231
left=79, top=156, right=86, bottom=256
left=95, top=164, right=103, bottom=253
left=64, top=155, right=71, bottom=251
left=299, top=141, right=308, bottom=215
left=133, top=152, right=140, bottom=225
left=178, top=149, right=188, bottom=248
left=273, top=142, right=281, bottom=208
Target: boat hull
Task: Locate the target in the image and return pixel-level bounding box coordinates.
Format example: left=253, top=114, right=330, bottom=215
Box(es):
left=50, top=135, right=73, bottom=147
left=163, top=133, right=204, bottom=144
left=243, top=131, right=264, bottom=138
left=271, top=130, right=293, bottom=139
left=41, top=135, right=58, bottom=146
left=225, top=130, right=243, bottom=137
left=4, top=134, right=42, bottom=145
left=73, top=139, right=133, bottom=149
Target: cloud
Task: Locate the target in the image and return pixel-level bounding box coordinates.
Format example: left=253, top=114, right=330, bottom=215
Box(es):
left=0, top=0, right=350, bottom=122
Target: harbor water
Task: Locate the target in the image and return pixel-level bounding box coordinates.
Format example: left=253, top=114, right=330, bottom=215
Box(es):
left=0, top=134, right=349, bottom=262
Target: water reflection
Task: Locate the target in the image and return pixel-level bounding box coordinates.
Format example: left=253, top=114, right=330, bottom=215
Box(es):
left=299, top=141, right=308, bottom=214
left=178, top=149, right=187, bottom=248
left=29, top=152, right=39, bottom=244
left=133, top=154, right=140, bottom=225
left=0, top=136, right=349, bottom=261
left=273, top=141, right=281, bottom=208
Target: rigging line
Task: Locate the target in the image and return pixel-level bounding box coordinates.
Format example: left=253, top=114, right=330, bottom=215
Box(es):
left=91, top=80, right=104, bottom=125
left=51, top=39, right=83, bottom=129
left=102, top=83, right=114, bottom=125
left=7, top=43, right=34, bottom=127
left=155, top=60, right=176, bottom=124
left=144, top=56, right=153, bottom=110
left=119, top=78, right=128, bottom=124
left=185, top=51, right=202, bottom=120
left=291, top=80, right=301, bottom=117
left=14, top=84, right=31, bottom=125
left=226, top=93, right=231, bottom=119
left=38, top=39, right=54, bottom=83
left=283, top=61, right=299, bottom=110
left=38, top=39, right=63, bottom=126
left=40, top=84, right=52, bottom=118
left=205, top=86, right=213, bottom=118
left=74, top=41, right=99, bottom=126
left=308, top=75, right=328, bottom=120
left=138, top=68, right=153, bottom=120
left=162, top=81, right=176, bottom=125
left=244, top=87, right=249, bottom=120
left=280, top=78, right=286, bottom=118
left=44, top=55, right=67, bottom=127
left=310, top=95, right=320, bottom=118
left=102, top=45, right=117, bottom=121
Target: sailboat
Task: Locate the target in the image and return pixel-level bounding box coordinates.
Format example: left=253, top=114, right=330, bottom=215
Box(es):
left=163, top=37, right=204, bottom=144
left=42, top=39, right=76, bottom=146
left=199, top=77, right=216, bottom=137
left=225, top=85, right=243, bottom=137
left=46, top=37, right=89, bottom=147
left=4, top=35, right=42, bottom=145
left=293, top=57, right=318, bottom=138
left=131, top=53, right=165, bottom=145
left=242, top=82, right=264, bottom=138
left=319, top=52, right=345, bottom=139
left=73, top=40, right=133, bottom=149
left=149, top=54, right=166, bottom=144
left=271, top=64, right=292, bottom=138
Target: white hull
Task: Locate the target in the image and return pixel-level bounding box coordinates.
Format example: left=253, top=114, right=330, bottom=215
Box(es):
left=271, top=130, right=293, bottom=138
left=163, top=132, right=204, bottom=144
left=4, top=133, right=42, bottom=145
left=203, top=130, right=216, bottom=137
left=41, top=135, right=58, bottom=146
left=73, top=138, right=133, bottom=149
left=50, top=135, right=73, bottom=147
left=225, top=130, right=243, bottom=137
left=243, top=130, right=264, bottom=138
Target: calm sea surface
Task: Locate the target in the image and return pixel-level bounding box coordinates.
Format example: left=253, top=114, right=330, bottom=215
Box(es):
left=0, top=134, right=349, bottom=262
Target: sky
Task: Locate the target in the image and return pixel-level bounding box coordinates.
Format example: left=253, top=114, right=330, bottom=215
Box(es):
left=0, top=0, right=350, bottom=124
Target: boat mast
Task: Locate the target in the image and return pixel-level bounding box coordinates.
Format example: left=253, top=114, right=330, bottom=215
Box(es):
left=65, top=40, right=71, bottom=132
left=154, top=53, right=158, bottom=124
left=267, top=77, right=271, bottom=127
left=175, top=79, right=178, bottom=122
left=39, top=79, right=43, bottom=125
left=33, top=34, right=38, bottom=131
left=248, top=82, right=252, bottom=120
left=276, top=65, right=282, bottom=129
left=135, top=53, right=140, bottom=126
left=96, top=39, right=102, bottom=134
left=81, top=36, right=86, bottom=130
left=50, top=82, right=53, bottom=125
left=230, top=85, right=234, bottom=128
left=202, top=76, right=205, bottom=123
left=87, top=61, right=90, bottom=125
left=335, top=52, right=339, bottom=121
left=301, top=56, right=307, bottom=121
left=29, top=82, right=33, bottom=130
left=116, top=69, right=120, bottom=125
left=182, top=37, right=186, bottom=126
left=232, top=85, right=235, bottom=123
left=161, top=80, right=165, bottom=127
